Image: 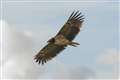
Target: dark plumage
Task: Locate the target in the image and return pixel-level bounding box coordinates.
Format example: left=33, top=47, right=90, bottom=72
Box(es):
left=34, top=11, right=84, bottom=65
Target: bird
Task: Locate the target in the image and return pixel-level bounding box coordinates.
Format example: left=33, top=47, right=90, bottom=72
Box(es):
left=34, top=11, right=84, bottom=65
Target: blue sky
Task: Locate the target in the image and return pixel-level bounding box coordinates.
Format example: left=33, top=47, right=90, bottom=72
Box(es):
left=1, top=1, right=119, bottom=79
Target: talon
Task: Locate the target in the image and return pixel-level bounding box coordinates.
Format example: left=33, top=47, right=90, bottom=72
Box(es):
left=72, top=42, right=80, bottom=45
left=69, top=41, right=80, bottom=47
left=71, top=44, right=77, bottom=47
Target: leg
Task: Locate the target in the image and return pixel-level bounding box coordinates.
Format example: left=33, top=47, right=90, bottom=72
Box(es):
left=68, top=41, right=80, bottom=47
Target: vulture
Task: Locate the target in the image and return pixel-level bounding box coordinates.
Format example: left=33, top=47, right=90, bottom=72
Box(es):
left=34, top=11, right=84, bottom=65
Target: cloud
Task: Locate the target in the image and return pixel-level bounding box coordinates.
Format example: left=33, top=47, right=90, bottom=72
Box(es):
left=50, top=64, right=96, bottom=80
left=68, top=67, right=96, bottom=80
left=97, top=48, right=119, bottom=65
left=0, top=20, right=46, bottom=79
left=96, top=48, right=119, bottom=79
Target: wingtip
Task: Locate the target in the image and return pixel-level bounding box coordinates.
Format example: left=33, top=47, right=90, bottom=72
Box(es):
left=34, top=53, right=49, bottom=65
left=68, top=10, right=85, bottom=22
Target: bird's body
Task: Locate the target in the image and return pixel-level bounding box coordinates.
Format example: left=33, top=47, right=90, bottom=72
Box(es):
left=53, top=34, right=79, bottom=47
left=54, top=35, right=70, bottom=46
left=34, top=11, right=84, bottom=65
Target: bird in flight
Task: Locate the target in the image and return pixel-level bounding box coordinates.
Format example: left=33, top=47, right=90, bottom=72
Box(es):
left=34, top=11, right=84, bottom=65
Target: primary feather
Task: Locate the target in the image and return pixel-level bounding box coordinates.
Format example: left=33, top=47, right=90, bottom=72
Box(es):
left=34, top=11, right=84, bottom=65
left=34, top=43, right=66, bottom=65
left=57, top=10, right=84, bottom=41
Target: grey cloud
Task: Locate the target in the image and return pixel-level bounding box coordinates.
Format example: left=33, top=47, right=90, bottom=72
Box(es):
left=69, top=67, right=96, bottom=80
left=51, top=65, right=96, bottom=80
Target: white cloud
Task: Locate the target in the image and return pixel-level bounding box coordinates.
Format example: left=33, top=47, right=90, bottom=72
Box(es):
left=96, top=48, right=119, bottom=79
left=0, top=20, right=46, bottom=79
left=97, top=48, right=119, bottom=64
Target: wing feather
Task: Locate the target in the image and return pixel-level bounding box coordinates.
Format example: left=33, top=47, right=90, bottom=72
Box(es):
left=57, top=11, right=84, bottom=41
left=34, top=43, right=66, bottom=65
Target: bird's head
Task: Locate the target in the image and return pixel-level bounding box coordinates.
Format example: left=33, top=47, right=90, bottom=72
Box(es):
left=47, top=38, right=55, bottom=43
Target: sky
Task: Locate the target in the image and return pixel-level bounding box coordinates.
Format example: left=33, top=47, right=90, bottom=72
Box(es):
left=0, top=0, right=119, bottom=80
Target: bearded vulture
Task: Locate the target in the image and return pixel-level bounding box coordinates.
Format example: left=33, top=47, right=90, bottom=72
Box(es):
left=34, top=11, right=84, bottom=65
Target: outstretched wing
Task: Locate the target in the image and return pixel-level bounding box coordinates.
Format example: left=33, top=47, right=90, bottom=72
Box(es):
left=34, top=43, right=66, bottom=65
left=56, top=11, right=84, bottom=41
